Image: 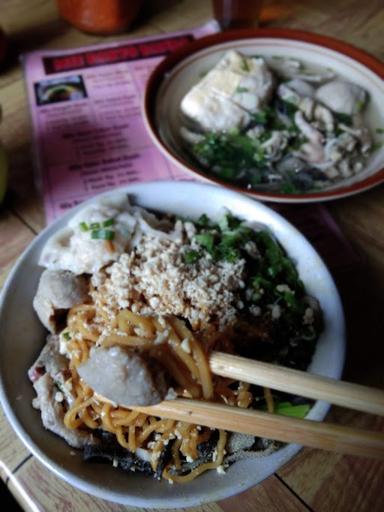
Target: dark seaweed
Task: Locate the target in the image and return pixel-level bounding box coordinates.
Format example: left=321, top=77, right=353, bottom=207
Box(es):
left=197, top=429, right=219, bottom=459
left=83, top=431, right=173, bottom=479
left=167, top=430, right=219, bottom=477
left=84, top=432, right=153, bottom=476
left=154, top=441, right=173, bottom=480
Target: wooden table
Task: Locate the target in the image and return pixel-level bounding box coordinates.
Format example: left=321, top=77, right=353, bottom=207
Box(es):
left=0, top=0, right=383, bottom=510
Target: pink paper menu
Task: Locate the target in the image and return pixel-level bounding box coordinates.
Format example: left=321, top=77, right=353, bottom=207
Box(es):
left=24, top=21, right=218, bottom=223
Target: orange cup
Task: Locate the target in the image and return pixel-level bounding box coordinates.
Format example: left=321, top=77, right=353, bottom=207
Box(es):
left=56, top=0, right=143, bottom=35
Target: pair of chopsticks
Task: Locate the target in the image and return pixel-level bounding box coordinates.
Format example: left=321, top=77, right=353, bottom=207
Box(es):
left=130, top=351, right=384, bottom=459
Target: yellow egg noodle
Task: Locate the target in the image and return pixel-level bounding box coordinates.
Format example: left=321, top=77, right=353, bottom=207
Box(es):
left=62, top=303, right=256, bottom=482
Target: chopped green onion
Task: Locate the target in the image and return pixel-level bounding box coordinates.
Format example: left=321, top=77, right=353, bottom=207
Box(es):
left=285, top=95, right=298, bottom=105
left=196, top=214, right=210, bottom=228
left=79, top=222, right=89, bottom=232
left=283, top=100, right=298, bottom=118
left=251, top=109, right=271, bottom=125
left=218, top=212, right=242, bottom=232
left=235, top=86, right=249, bottom=94
left=278, top=289, right=304, bottom=314
left=102, top=218, right=115, bottom=227
left=253, top=146, right=266, bottom=164
left=241, top=57, right=250, bottom=72
left=63, top=332, right=71, bottom=341
left=222, top=246, right=240, bottom=262
left=334, top=112, right=353, bottom=125
left=217, top=167, right=237, bottom=179
left=195, top=232, right=215, bottom=252
left=91, top=229, right=115, bottom=241
left=228, top=127, right=240, bottom=136
left=90, top=222, right=101, bottom=230
left=184, top=250, right=200, bottom=264
left=280, top=182, right=300, bottom=194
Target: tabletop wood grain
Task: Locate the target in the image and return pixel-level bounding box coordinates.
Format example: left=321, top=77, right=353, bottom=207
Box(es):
left=0, top=0, right=383, bottom=511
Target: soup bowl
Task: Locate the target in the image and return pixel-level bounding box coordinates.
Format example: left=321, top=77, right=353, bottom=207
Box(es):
left=143, top=29, right=384, bottom=203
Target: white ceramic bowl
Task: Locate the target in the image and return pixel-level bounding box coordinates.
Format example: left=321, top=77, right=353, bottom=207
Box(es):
left=144, top=28, right=384, bottom=203
left=0, top=181, right=345, bottom=507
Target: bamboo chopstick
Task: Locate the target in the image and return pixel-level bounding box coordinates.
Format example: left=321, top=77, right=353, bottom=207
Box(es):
left=133, top=399, right=384, bottom=459
left=210, top=351, right=384, bottom=417
left=95, top=350, right=384, bottom=459
left=131, top=353, right=384, bottom=459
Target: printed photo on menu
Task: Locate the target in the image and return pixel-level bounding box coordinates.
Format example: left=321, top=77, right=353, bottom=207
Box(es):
left=34, top=75, right=88, bottom=106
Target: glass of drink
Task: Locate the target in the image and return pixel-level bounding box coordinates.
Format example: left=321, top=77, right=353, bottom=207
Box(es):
left=213, top=0, right=263, bottom=30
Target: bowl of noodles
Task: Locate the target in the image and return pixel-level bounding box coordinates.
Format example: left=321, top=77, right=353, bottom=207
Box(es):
left=0, top=181, right=345, bottom=507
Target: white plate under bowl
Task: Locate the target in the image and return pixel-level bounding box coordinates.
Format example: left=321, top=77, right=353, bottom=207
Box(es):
left=144, top=28, right=384, bottom=203
left=0, top=181, right=345, bottom=507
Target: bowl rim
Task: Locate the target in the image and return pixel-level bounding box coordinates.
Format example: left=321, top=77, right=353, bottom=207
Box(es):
left=143, top=27, right=384, bottom=203
left=0, top=181, right=346, bottom=507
